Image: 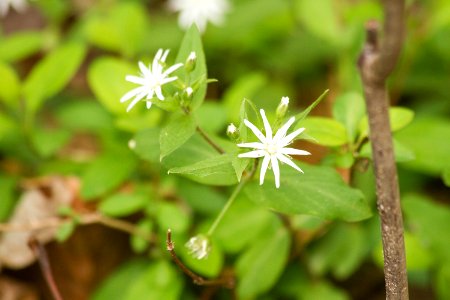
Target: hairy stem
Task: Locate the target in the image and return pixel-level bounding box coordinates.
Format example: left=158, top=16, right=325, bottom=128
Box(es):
left=358, top=1, right=409, bottom=299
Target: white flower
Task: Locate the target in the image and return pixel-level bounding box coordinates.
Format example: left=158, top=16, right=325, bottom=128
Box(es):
left=185, top=235, right=210, bottom=260
left=168, top=0, right=230, bottom=33
left=0, top=0, right=27, bottom=17
left=227, top=123, right=237, bottom=135
left=120, top=49, right=183, bottom=112
left=238, top=109, right=310, bottom=188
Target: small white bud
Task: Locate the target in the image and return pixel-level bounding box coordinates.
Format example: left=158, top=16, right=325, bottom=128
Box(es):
left=185, top=86, right=194, bottom=97
left=185, top=235, right=210, bottom=260
left=188, top=51, right=197, bottom=61
left=227, top=123, right=237, bottom=134
left=185, top=51, right=197, bottom=72
left=128, top=139, right=136, bottom=149
left=276, top=96, right=290, bottom=120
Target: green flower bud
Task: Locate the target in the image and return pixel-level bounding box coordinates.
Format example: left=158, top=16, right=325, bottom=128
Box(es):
left=276, top=96, right=290, bottom=120
left=185, top=51, right=197, bottom=73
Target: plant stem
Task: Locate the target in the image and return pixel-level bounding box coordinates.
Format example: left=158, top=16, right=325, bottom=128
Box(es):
left=358, top=1, right=409, bottom=298
left=206, top=179, right=246, bottom=237
left=196, top=126, right=225, bottom=154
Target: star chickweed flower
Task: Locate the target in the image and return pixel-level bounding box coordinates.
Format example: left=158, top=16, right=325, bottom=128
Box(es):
left=168, top=0, right=230, bottom=33
left=0, top=0, right=27, bottom=17
left=238, top=109, right=310, bottom=188
left=185, top=235, right=211, bottom=260
left=120, top=49, right=183, bottom=112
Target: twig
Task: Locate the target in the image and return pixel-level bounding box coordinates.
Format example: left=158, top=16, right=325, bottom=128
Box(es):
left=28, top=238, right=63, bottom=300
left=166, top=229, right=234, bottom=288
left=196, top=126, right=225, bottom=154
left=358, top=1, right=409, bottom=299
left=0, top=214, right=153, bottom=243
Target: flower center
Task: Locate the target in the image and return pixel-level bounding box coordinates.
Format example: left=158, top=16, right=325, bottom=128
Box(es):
left=265, top=142, right=278, bottom=155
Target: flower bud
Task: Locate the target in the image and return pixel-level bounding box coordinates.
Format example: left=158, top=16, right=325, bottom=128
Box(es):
left=180, top=86, right=194, bottom=109
left=185, top=51, right=197, bottom=73
left=226, top=123, right=240, bottom=141
left=276, top=96, right=290, bottom=120
left=185, top=234, right=210, bottom=260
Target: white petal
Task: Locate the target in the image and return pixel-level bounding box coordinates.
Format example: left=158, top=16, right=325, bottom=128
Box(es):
left=125, top=75, right=146, bottom=85
left=155, top=87, right=165, bottom=100
left=153, top=49, right=163, bottom=71
left=260, top=109, right=272, bottom=141
left=160, top=76, right=179, bottom=85
left=243, top=119, right=266, bottom=143
left=279, top=127, right=305, bottom=147
left=126, top=90, right=148, bottom=112
left=237, top=142, right=265, bottom=149
left=146, top=101, right=152, bottom=109
left=273, top=117, right=295, bottom=142
left=277, top=153, right=304, bottom=173
left=271, top=155, right=280, bottom=188
left=120, top=86, right=146, bottom=103
left=280, top=148, right=311, bottom=156
left=161, top=49, right=170, bottom=62
left=260, top=155, right=271, bottom=185
left=138, top=61, right=151, bottom=78
left=163, top=63, right=183, bottom=76
left=238, top=150, right=266, bottom=158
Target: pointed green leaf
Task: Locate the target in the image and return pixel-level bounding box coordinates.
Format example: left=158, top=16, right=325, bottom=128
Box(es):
left=160, top=113, right=197, bottom=160
left=99, top=193, right=148, bottom=217
left=244, top=164, right=372, bottom=221
left=237, top=221, right=291, bottom=299
left=360, top=138, right=415, bottom=162
left=168, top=153, right=237, bottom=182
left=296, top=117, right=348, bottom=147
left=88, top=57, right=136, bottom=115
left=23, top=42, right=86, bottom=114
left=0, top=62, right=20, bottom=105
left=132, top=127, right=160, bottom=164
left=295, top=89, right=329, bottom=123
left=81, top=150, right=137, bottom=200
left=0, top=31, right=43, bottom=62
left=332, top=92, right=365, bottom=142
left=175, top=25, right=207, bottom=110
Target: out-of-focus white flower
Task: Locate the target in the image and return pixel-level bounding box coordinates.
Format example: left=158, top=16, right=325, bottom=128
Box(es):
left=120, top=49, right=183, bottom=112
left=0, top=0, right=28, bottom=17
left=185, top=235, right=210, bottom=260
left=168, top=0, right=230, bottom=33
left=238, top=109, right=310, bottom=188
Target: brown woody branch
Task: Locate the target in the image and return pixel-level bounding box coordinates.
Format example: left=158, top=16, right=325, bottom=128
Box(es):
left=358, top=1, right=409, bottom=299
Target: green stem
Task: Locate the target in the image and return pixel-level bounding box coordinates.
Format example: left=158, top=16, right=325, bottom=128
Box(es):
left=206, top=159, right=259, bottom=237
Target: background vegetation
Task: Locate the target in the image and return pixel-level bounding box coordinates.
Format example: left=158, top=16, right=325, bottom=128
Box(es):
left=0, top=0, right=449, bottom=299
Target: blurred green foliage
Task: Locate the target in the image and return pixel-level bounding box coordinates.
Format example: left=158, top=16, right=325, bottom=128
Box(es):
left=1, top=0, right=449, bottom=299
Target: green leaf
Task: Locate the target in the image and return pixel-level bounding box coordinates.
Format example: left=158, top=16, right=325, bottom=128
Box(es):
left=81, top=150, right=137, bottom=200
left=436, top=264, right=450, bottom=300
left=31, top=127, right=71, bottom=158
left=168, top=153, right=237, bottom=184
left=55, top=221, right=76, bottom=242
left=396, top=117, right=450, bottom=175
left=0, top=31, right=43, bottom=62
left=88, top=57, right=136, bottom=115
left=83, top=2, right=148, bottom=57
left=360, top=138, right=416, bottom=162
left=56, top=100, right=114, bottom=132
left=177, top=179, right=226, bottom=216
left=215, top=195, right=274, bottom=253
left=295, top=89, right=329, bottom=123
left=23, top=42, right=86, bottom=114
left=180, top=239, right=224, bottom=278
left=332, top=92, right=365, bottom=142
left=91, top=259, right=150, bottom=300
left=160, top=113, right=197, bottom=160
left=99, top=193, right=148, bottom=217
left=163, top=134, right=238, bottom=185
left=232, top=155, right=250, bottom=182
left=308, top=224, right=368, bottom=279
left=244, top=164, right=372, bottom=221
left=443, top=167, right=450, bottom=187
left=196, top=102, right=228, bottom=133
left=124, top=261, right=183, bottom=300
left=131, top=219, right=153, bottom=253
left=402, top=193, right=450, bottom=263
left=295, top=0, right=342, bottom=45
left=237, top=220, right=291, bottom=299
left=156, top=202, right=191, bottom=233
left=131, top=127, right=160, bottom=164
left=358, top=106, right=415, bottom=139
left=0, top=62, right=20, bottom=105
left=175, top=25, right=207, bottom=110
left=297, top=117, right=348, bottom=147
left=0, top=176, right=16, bottom=222
left=298, top=281, right=349, bottom=300
left=224, top=73, right=268, bottom=123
